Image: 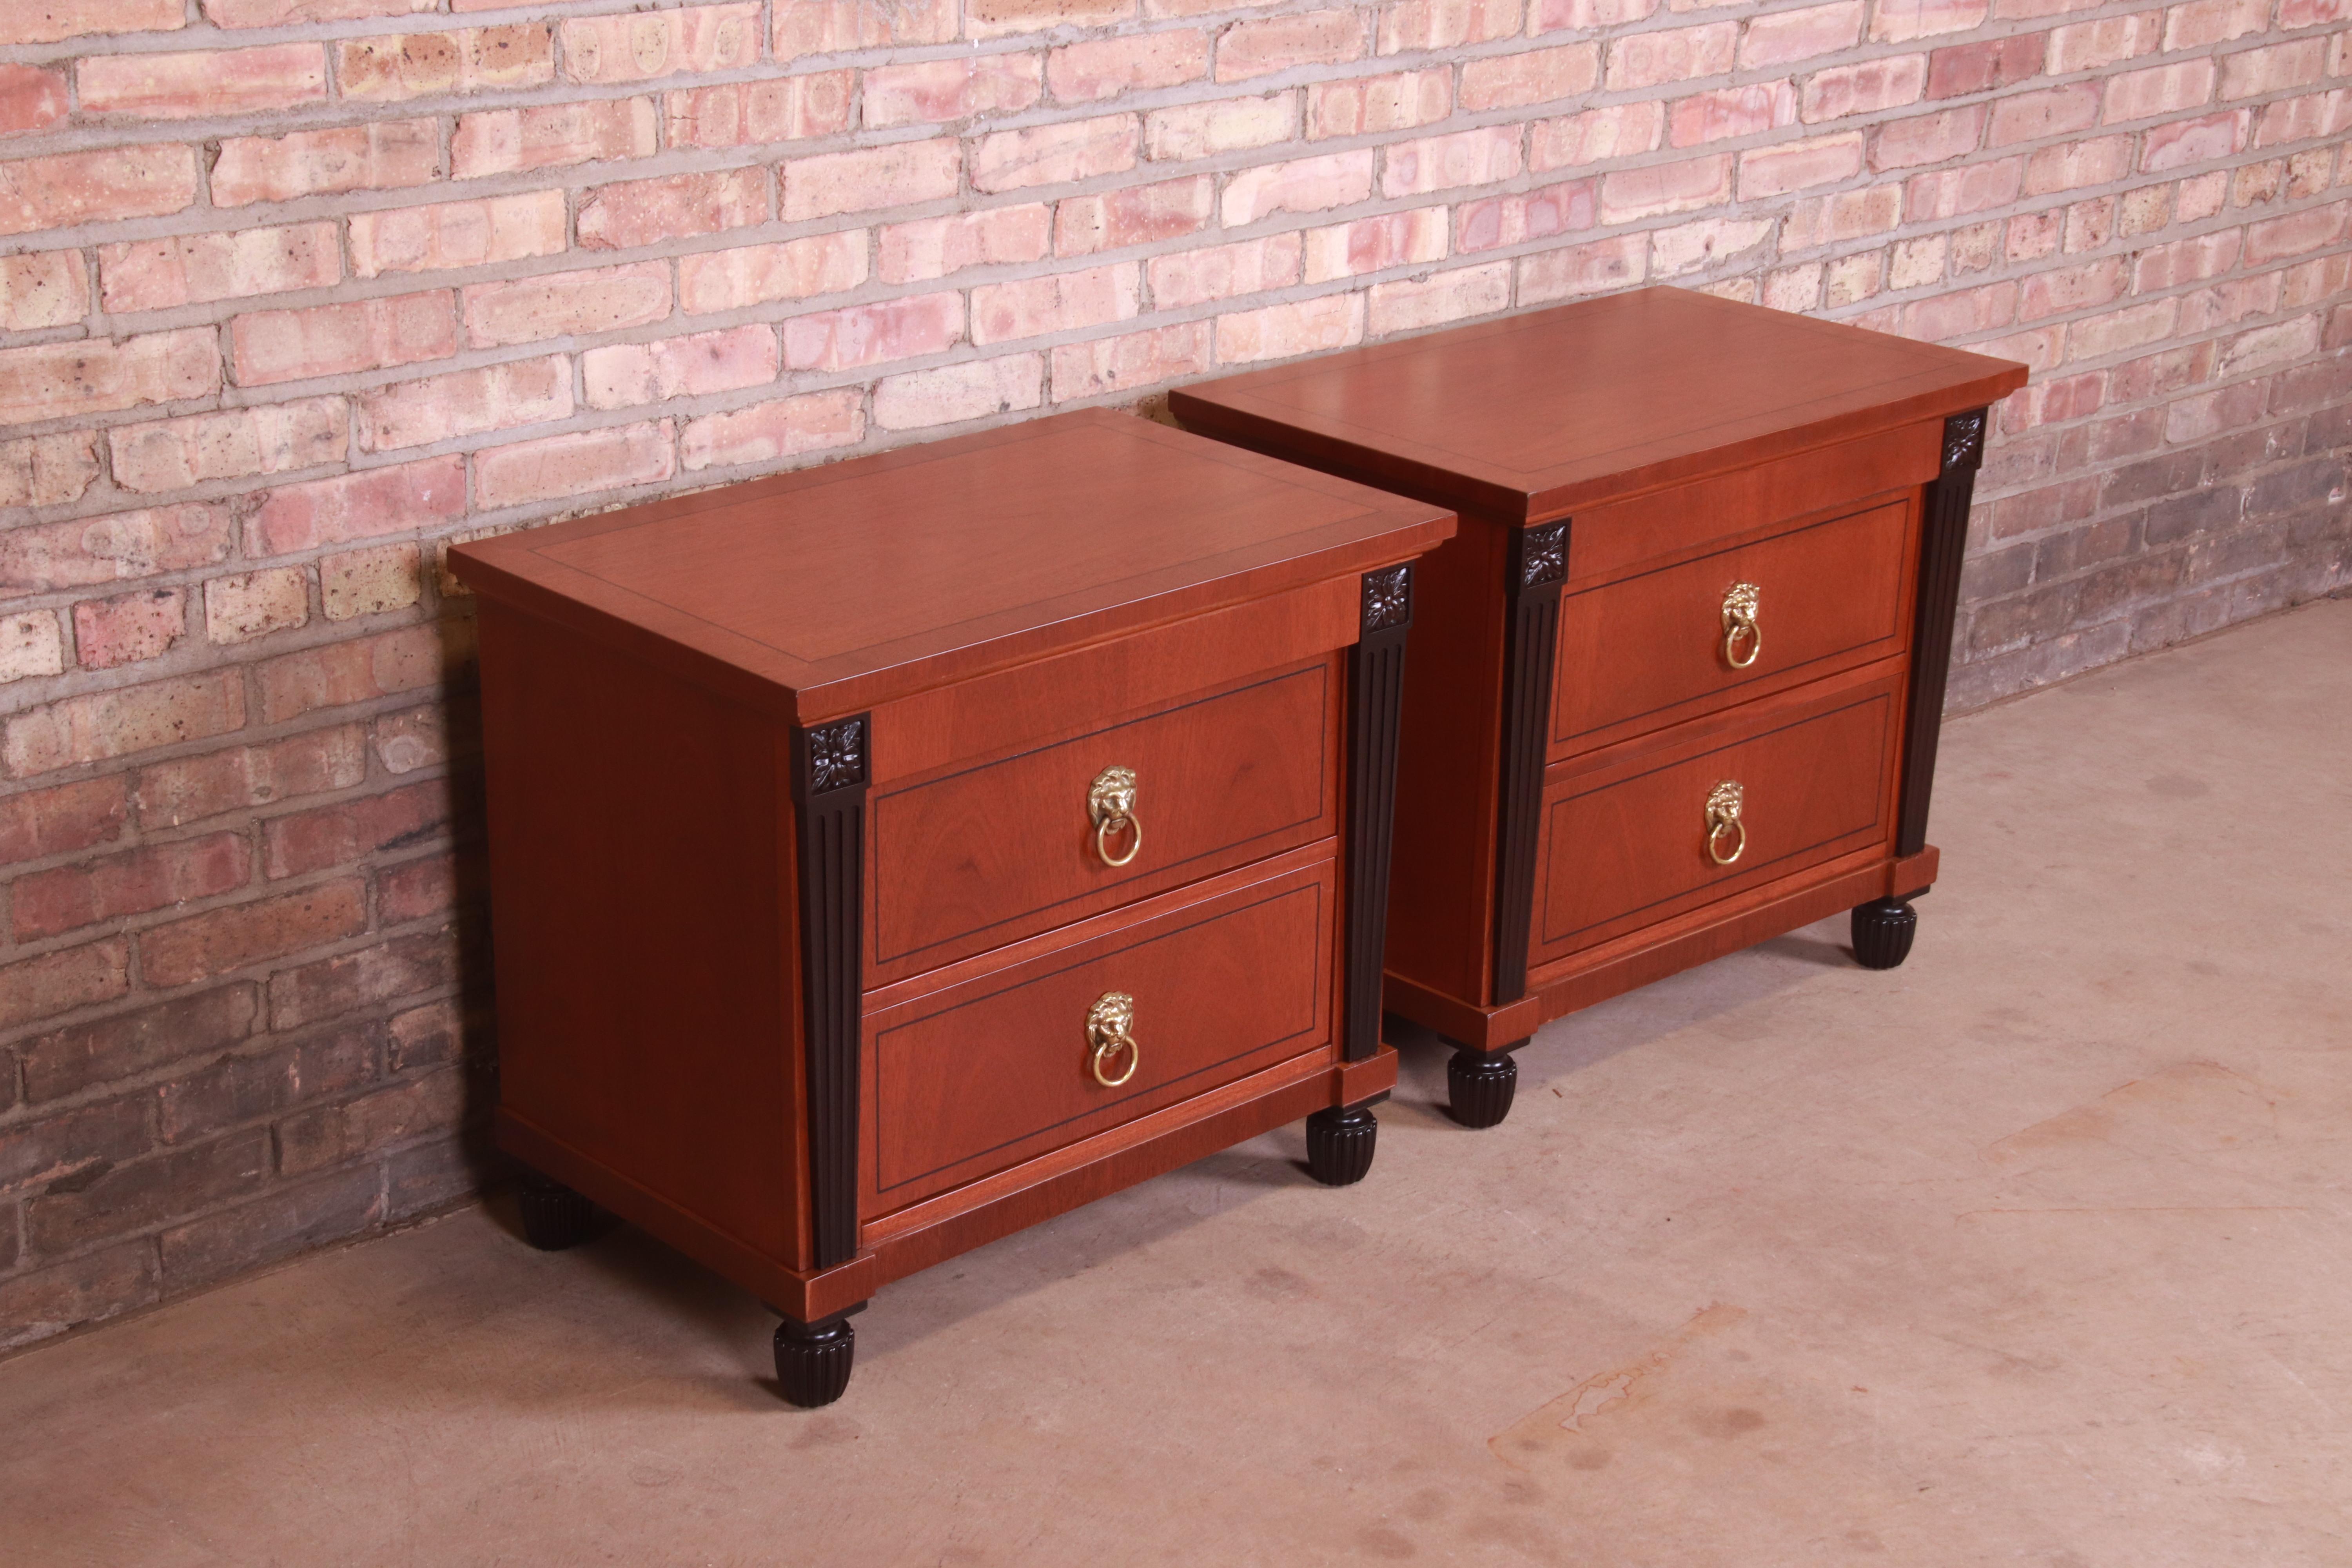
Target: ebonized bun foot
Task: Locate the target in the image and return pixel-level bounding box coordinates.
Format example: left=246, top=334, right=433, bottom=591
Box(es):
left=1304, top=1105, right=1378, bottom=1186
left=1447, top=1047, right=1519, bottom=1129
left=775, top=1317, right=857, bottom=1407
left=1850, top=897, right=1918, bottom=971
left=517, top=1172, right=596, bottom=1251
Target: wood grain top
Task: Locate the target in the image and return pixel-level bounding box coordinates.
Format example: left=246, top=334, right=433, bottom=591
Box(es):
left=1169, top=287, right=2031, bottom=523
left=449, top=408, right=1454, bottom=722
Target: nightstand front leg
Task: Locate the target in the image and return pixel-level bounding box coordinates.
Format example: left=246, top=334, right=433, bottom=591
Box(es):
left=774, top=1308, right=862, bottom=1408
left=1849, top=897, right=1918, bottom=970
left=1446, top=1041, right=1522, bottom=1129
left=1306, top=1102, right=1380, bottom=1186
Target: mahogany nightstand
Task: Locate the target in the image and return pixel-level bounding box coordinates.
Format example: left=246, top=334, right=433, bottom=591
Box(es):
left=1172, top=288, right=2027, bottom=1127
left=449, top=410, right=1452, bottom=1404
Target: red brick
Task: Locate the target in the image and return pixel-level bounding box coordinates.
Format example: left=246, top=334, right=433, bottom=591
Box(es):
left=1, top=0, right=183, bottom=44
left=2103, top=60, right=2215, bottom=123
left=243, top=456, right=466, bottom=556
left=205, top=0, right=439, bottom=23
left=2245, top=202, right=2351, bottom=265
left=1871, top=0, right=1987, bottom=40
left=231, top=292, right=456, bottom=387
left=155, top=1024, right=375, bottom=1146
left=0, top=143, right=199, bottom=240
left=98, top=224, right=339, bottom=315
left=2165, top=0, right=2269, bottom=46
left=1459, top=44, right=1596, bottom=112
left=1377, top=0, right=1522, bottom=52
left=2279, top=0, right=2348, bottom=22
left=1456, top=180, right=1593, bottom=253
left=0, top=328, right=216, bottom=429
left=871, top=355, right=1043, bottom=431
left=972, top=116, right=1138, bottom=193
left=1049, top=31, right=1208, bottom=102
left=1530, top=102, right=1663, bottom=170
left=2220, top=40, right=2328, bottom=102
left=2023, top=135, right=2131, bottom=196
left=13, top=832, right=248, bottom=942
left=663, top=76, right=851, bottom=147
left=2019, top=256, right=2127, bottom=320
left=0, top=65, right=68, bottom=136
left=135, top=725, right=367, bottom=828
left=1900, top=278, right=2017, bottom=338
left=561, top=5, right=760, bottom=84
left=1741, top=0, right=1863, bottom=67
left=378, top=853, right=457, bottom=925
left=266, top=927, right=455, bottom=1031
left=350, top=192, right=567, bottom=279
left=1606, top=23, right=1736, bottom=91
left=473, top=421, right=674, bottom=510
left=1144, top=95, right=1296, bottom=160
left=677, top=233, right=867, bottom=312
left=276, top=1065, right=462, bottom=1176
left=783, top=139, right=961, bottom=219
left=1670, top=82, right=1798, bottom=146
left=1651, top=216, right=1775, bottom=279
left=1149, top=233, right=1300, bottom=305
left=2143, top=111, right=2249, bottom=172
left=1925, top=33, right=2043, bottom=98
left=387, top=996, right=465, bottom=1072
left=356, top=360, right=570, bottom=453
left=2, top=609, right=67, bottom=683
left=0, top=1243, right=157, bottom=1354
left=263, top=779, right=446, bottom=879
left=1306, top=69, right=1451, bottom=140
left=585, top=329, right=777, bottom=410
left=0, top=252, right=84, bottom=333
left=0, top=432, right=99, bottom=509
left=28, top=1129, right=271, bottom=1252
left=2254, top=89, right=2352, bottom=150
left=201, top=568, right=307, bottom=647
left=210, top=120, right=436, bottom=207
left=1991, top=83, right=2103, bottom=147
left=1870, top=105, right=1984, bottom=171
left=2047, top=12, right=2159, bottom=71
left=1300, top=210, right=1445, bottom=282
left=1050, top=321, right=1211, bottom=400
left=71, top=586, right=185, bottom=671
left=254, top=622, right=457, bottom=725
left=971, top=265, right=1138, bottom=345
left=1599, top=153, right=1731, bottom=222
left=879, top=207, right=1052, bottom=284
left=80, top=44, right=325, bottom=118
left=462, top=261, right=671, bottom=347
left=22, top=985, right=258, bottom=1104
left=453, top=98, right=657, bottom=176
left=319, top=544, right=422, bottom=623
left=0, top=776, right=129, bottom=868
left=139, top=879, right=366, bottom=987
left=111, top=401, right=347, bottom=497
left=1222, top=150, right=1375, bottom=225
left=2065, top=299, right=2181, bottom=359
left=0, top=501, right=234, bottom=598
left=677, top=388, right=864, bottom=471
left=162, top=1164, right=390, bottom=1291
left=337, top=25, right=552, bottom=101
left=0, top=940, right=131, bottom=1029
left=579, top=168, right=770, bottom=251
left=370, top=702, right=452, bottom=776
left=775, top=0, right=956, bottom=56
left=1213, top=293, right=1363, bottom=363
left=783, top=291, right=964, bottom=369
left=866, top=54, right=1044, bottom=127
left=1367, top=261, right=1510, bottom=336
left=1529, top=0, right=1654, bottom=27
left=966, top=0, right=1133, bottom=38
left=1218, top=10, right=1364, bottom=82
left=1056, top=176, right=1213, bottom=255
left=4, top=671, right=245, bottom=779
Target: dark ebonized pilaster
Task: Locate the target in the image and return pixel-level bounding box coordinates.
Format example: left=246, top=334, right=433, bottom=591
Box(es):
left=1897, top=409, right=1987, bottom=857
left=1343, top=564, right=1413, bottom=1064
left=790, top=714, right=869, bottom=1272
left=1492, top=521, right=1569, bottom=1005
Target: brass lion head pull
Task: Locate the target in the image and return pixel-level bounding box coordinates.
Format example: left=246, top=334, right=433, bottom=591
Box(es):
left=1721, top=582, right=1762, bottom=669
left=1085, top=991, right=1138, bottom=1087
left=1704, top=779, right=1746, bottom=866
left=1087, top=766, right=1141, bottom=867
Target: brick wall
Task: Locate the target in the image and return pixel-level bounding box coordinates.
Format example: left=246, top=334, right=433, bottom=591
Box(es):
left=1, top=0, right=2346, bottom=1351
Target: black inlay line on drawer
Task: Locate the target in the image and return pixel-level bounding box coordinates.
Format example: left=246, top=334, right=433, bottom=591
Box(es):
left=871, top=882, right=1329, bottom=1195
left=866, top=662, right=1332, bottom=967
left=1536, top=692, right=1893, bottom=946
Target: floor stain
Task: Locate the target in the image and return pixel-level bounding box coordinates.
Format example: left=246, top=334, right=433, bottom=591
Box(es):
left=1488, top=1303, right=1747, bottom=1470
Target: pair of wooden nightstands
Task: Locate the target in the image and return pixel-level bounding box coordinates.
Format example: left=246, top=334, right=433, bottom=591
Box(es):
left=453, top=288, right=2025, bottom=1405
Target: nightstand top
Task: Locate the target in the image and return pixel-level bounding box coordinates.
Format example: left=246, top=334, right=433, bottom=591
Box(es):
left=449, top=408, right=1452, bottom=722
left=1169, top=287, right=2029, bottom=524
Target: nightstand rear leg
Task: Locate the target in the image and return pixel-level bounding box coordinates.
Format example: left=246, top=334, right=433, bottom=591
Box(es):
left=516, top=1170, right=597, bottom=1251
left=774, top=1311, right=860, bottom=1407
left=1850, top=897, right=1918, bottom=970
left=1305, top=1104, right=1379, bottom=1185
left=1446, top=1043, right=1521, bottom=1129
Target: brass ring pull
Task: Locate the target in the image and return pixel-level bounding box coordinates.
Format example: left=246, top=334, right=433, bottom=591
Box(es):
left=1704, top=780, right=1746, bottom=866
left=1721, top=582, right=1762, bottom=670
left=1086, top=992, right=1138, bottom=1088
left=1088, top=766, right=1141, bottom=868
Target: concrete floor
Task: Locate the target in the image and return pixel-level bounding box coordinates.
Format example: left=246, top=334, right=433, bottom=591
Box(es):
left=4, top=598, right=2348, bottom=1567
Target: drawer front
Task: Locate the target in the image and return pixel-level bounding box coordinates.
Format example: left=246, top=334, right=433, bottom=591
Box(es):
left=1529, top=669, right=1900, bottom=967
left=1551, top=499, right=1914, bottom=759
left=866, top=657, right=1339, bottom=984
left=862, top=856, right=1334, bottom=1216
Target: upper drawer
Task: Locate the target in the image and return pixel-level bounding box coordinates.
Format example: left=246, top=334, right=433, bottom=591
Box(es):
left=864, top=657, right=1339, bottom=985
left=1528, top=665, right=1902, bottom=971
left=860, top=854, right=1334, bottom=1218
left=1550, top=498, right=1915, bottom=759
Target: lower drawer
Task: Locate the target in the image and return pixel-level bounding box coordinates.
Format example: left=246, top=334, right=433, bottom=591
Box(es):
left=1527, top=665, right=1902, bottom=969
left=860, top=852, right=1335, bottom=1218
